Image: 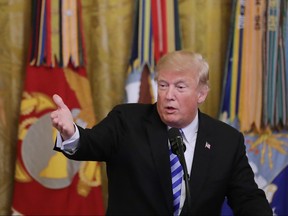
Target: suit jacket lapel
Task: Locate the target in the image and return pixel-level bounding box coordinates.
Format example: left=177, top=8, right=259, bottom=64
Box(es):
left=144, top=104, right=173, bottom=213
left=189, top=111, right=213, bottom=203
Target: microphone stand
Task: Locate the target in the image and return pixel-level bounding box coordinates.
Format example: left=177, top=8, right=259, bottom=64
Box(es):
left=175, top=136, right=192, bottom=214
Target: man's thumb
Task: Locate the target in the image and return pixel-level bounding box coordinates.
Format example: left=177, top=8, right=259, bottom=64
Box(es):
left=53, top=94, right=67, bottom=109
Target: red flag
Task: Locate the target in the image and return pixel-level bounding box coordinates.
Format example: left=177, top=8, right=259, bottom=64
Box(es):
left=12, top=0, right=104, bottom=214
left=12, top=65, right=105, bottom=215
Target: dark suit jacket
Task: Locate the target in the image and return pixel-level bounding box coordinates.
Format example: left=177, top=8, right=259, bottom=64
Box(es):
left=56, top=103, right=272, bottom=215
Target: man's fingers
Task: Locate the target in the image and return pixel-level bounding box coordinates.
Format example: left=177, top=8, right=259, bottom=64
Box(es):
left=50, top=110, right=58, bottom=118
left=53, top=94, right=67, bottom=109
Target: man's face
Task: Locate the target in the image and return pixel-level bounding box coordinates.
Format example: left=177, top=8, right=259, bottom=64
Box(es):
left=156, top=68, right=206, bottom=128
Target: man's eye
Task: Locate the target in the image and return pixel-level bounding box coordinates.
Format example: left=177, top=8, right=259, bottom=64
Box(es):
left=177, top=85, right=185, bottom=90
left=158, top=83, right=167, bottom=88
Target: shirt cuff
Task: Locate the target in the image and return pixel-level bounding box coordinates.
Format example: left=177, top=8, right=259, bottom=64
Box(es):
left=55, top=124, right=80, bottom=155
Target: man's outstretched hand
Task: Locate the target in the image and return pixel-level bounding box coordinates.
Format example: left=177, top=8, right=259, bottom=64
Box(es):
left=50, top=94, right=75, bottom=140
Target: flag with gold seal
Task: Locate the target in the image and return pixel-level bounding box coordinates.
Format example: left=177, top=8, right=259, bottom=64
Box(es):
left=12, top=0, right=104, bottom=215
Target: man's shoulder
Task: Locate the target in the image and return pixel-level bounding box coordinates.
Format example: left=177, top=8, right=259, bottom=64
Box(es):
left=113, top=103, right=155, bottom=111
left=108, top=103, right=158, bottom=124
left=111, top=103, right=156, bottom=117
left=199, top=111, right=241, bottom=135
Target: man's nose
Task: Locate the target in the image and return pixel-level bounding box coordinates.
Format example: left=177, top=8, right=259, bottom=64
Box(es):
left=166, top=87, right=175, bottom=100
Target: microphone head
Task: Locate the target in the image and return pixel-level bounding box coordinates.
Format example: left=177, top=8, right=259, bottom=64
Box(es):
left=168, top=128, right=186, bottom=154
left=168, top=128, right=181, bottom=141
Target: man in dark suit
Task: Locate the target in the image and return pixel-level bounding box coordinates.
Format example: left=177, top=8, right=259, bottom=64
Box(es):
left=51, top=50, right=272, bottom=215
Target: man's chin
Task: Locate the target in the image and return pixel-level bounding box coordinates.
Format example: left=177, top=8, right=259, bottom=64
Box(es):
left=163, top=119, right=180, bottom=128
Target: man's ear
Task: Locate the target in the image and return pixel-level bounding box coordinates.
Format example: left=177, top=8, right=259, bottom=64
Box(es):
left=197, top=87, right=209, bottom=104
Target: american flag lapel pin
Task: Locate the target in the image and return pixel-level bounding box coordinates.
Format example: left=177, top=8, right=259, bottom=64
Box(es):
left=205, top=142, right=211, bottom=150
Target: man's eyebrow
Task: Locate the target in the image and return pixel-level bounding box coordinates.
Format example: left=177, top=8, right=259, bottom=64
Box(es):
left=175, top=80, right=187, bottom=85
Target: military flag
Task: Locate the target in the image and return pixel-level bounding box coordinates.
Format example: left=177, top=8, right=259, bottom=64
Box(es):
left=12, top=0, right=104, bottom=215
left=220, top=0, right=288, bottom=215
left=125, top=0, right=181, bottom=104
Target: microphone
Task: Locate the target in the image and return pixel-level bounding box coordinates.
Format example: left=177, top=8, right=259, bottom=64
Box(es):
left=168, top=127, right=192, bottom=213
left=168, top=128, right=186, bottom=155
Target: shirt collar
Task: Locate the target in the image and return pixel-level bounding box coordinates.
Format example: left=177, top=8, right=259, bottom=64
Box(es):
left=180, top=112, right=199, bottom=144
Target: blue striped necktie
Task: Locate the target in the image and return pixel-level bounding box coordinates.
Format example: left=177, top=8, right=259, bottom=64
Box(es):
left=170, top=148, right=183, bottom=216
